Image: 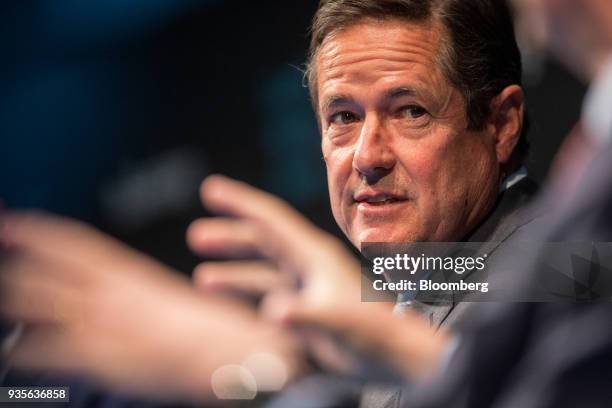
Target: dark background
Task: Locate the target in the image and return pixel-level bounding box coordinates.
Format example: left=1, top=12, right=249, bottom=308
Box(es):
left=0, top=0, right=585, bottom=275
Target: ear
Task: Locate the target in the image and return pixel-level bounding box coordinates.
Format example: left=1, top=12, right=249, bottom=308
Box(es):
left=489, top=85, right=525, bottom=164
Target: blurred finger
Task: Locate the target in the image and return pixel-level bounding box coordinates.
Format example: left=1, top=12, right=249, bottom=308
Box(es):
left=0, top=253, right=83, bottom=324
left=0, top=212, right=164, bottom=282
left=193, top=261, right=287, bottom=296
left=186, top=218, right=261, bottom=258
left=200, top=175, right=327, bottom=261
left=261, top=289, right=361, bottom=333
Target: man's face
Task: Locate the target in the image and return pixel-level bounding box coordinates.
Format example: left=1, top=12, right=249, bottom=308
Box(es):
left=317, top=20, right=501, bottom=248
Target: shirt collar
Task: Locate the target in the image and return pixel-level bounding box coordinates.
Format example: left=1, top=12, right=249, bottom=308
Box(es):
left=500, top=166, right=528, bottom=193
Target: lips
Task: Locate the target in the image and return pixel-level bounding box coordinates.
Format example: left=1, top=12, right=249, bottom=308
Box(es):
left=353, top=192, right=406, bottom=205
left=353, top=191, right=409, bottom=218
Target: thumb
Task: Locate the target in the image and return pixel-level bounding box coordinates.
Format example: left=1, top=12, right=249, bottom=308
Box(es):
left=261, top=290, right=318, bottom=327
left=261, top=289, right=346, bottom=332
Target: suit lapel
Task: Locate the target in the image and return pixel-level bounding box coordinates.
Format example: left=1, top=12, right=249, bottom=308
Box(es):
left=413, top=178, right=541, bottom=328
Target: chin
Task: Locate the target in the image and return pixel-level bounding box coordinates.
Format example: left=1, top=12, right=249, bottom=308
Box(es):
left=355, top=228, right=416, bottom=246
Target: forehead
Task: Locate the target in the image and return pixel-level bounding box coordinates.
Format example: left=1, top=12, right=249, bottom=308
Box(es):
left=315, top=19, right=448, bottom=106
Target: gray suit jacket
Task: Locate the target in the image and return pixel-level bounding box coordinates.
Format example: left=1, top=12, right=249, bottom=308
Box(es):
left=417, top=177, right=541, bottom=329
left=402, top=140, right=612, bottom=408
left=360, top=178, right=542, bottom=408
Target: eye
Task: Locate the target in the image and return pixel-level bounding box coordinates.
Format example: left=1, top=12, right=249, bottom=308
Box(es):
left=329, top=111, right=359, bottom=126
left=399, top=105, right=428, bottom=119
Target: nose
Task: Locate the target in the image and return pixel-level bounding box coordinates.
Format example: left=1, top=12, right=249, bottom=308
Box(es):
left=352, top=114, right=395, bottom=184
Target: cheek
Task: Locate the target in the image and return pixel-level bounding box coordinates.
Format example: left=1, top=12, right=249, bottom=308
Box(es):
left=394, top=132, right=483, bottom=210
left=415, top=133, right=497, bottom=215
left=323, top=143, right=354, bottom=187
left=324, top=146, right=354, bottom=214
left=395, top=141, right=447, bottom=194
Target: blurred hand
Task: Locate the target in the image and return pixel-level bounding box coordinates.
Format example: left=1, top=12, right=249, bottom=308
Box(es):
left=187, top=175, right=364, bottom=331
left=187, top=175, right=448, bottom=380
left=0, top=212, right=303, bottom=401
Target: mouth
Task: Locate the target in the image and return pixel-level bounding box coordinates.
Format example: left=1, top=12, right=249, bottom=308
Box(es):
left=359, top=197, right=402, bottom=206
left=353, top=192, right=408, bottom=208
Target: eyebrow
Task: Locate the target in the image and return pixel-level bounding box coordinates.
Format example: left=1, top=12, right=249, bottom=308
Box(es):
left=321, top=86, right=419, bottom=113
left=385, top=86, right=417, bottom=100
left=322, top=94, right=355, bottom=113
